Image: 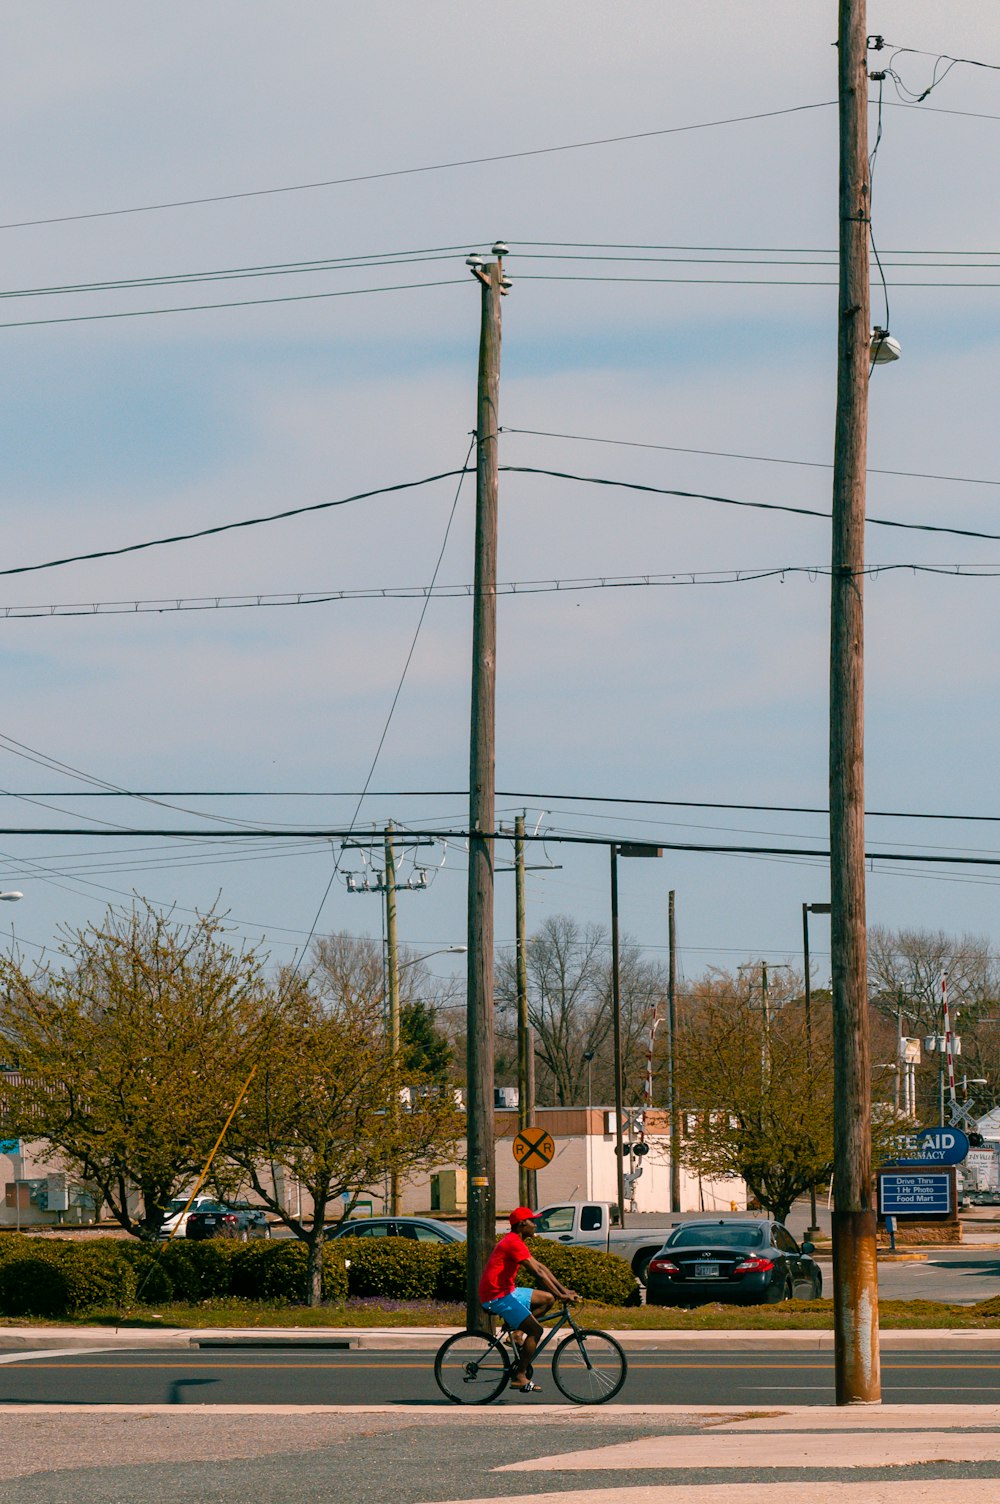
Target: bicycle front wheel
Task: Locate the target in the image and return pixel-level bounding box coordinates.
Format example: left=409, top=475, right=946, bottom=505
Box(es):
left=434, top=1330, right=511, bottom=1405
left=551, top=1328, right=627, bottom=1404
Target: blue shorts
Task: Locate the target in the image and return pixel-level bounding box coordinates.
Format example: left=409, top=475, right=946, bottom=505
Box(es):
left=482, top=1287, right=533, bottom=1328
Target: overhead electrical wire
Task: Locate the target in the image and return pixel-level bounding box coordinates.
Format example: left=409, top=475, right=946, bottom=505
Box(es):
left=0, top=469, right=468, bottom=578
left=5, top=560, right=1000, bottom=621
left=5, top=464, right=1000, bottom=589
left=7, top=246, right=1000, bottom=308
left=501, top=466, right=1000, bottom=543
left=0, top=275, right=466, bottom=331
left=0, top=101, right=836, bottom=232
left=0, top=245, right=476, bottom=301
left=276, top=436, right=475, bottom=969
left=500, top=425, right=1000, bottom=488
left=0, top=824, right=997, bottom=868
left=13, top=787, right=1000, bottom=827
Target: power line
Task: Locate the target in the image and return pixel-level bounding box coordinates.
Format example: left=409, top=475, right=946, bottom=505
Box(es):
left=500, top=425, right=1000, bottom=488
left=0, top=245, right=477, bottom=302
left=5, top=560, right=1000, bottom=621
left=510, top=239, right=1000, bottom=256
left=0, top=824, right=998, bottom=867
left=0, top=469, right=467, bottom=578
left=0, top=276, right=465, bottom=331
left=11, top=249, right=1000, bottom=308
left=7, top=463, right=1000, bottom=589
left=10, top=787, right=1000, bottom=826
left=0, top=102, right=836, bottom=233
left=517, top=272, right=1000, bottom=288
left=502, top=465, right=1000, bottom=542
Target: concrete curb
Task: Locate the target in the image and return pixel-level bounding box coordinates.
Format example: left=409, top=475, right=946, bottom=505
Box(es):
left=1, top=1325, right=1000, bottom=1353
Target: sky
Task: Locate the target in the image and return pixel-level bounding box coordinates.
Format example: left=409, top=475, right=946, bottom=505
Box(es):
left=1, top=2, right=999, bottom=1001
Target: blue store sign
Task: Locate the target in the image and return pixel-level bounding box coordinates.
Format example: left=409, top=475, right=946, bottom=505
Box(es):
left=890, top=1126, right=969, bottom=1168
left=879, top=1171, right=952, bottom=1217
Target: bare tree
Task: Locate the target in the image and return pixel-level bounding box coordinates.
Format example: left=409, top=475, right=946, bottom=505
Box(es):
left=495, top=914, right=666, bottom=1107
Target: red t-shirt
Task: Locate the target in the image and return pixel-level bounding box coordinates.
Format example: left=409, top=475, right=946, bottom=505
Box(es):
left=479, top=1231, right=532, bottom=1302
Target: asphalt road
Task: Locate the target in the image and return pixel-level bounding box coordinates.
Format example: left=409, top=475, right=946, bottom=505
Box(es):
left=819, top=1250, right=1000, bottom=1304
left=4, top=1346, right=1000, bottom=1406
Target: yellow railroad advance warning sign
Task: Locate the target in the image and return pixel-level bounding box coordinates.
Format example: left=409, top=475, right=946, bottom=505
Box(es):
left=512, top=1127, right=555, bottom=1172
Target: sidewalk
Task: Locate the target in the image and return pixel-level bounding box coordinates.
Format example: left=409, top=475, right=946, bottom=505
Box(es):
left=2, top=1323, right=1000, bottom=1352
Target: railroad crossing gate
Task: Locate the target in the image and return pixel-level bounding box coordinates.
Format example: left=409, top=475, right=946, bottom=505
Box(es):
left=512, top=1127, right=555, bottom=1172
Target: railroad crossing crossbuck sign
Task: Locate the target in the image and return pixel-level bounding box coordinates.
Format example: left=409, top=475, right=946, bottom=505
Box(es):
left=512, top=1128, right=555, bottom=1172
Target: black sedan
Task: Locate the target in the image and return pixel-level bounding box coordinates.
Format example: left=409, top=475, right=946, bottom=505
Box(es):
left=185, top=1201, right=270, bottom=1241
left=646, top=1218, right=822, bottom=1306
left=325, top=1216, right=463, bottom=1243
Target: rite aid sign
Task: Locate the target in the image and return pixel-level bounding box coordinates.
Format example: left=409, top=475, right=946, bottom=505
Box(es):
left=892, top=1127, right=970, bottom=1167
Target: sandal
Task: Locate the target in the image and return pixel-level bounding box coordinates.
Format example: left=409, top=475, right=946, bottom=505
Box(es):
left=510, top=1379, right=542, bottom=1393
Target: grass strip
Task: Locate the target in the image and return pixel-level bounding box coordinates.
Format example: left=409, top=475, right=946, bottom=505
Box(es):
left=2, top=1296, right=1000, bottom=1331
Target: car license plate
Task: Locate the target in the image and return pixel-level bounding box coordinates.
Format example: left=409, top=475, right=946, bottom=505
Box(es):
left=694, top=1262, right=720, bottom=1278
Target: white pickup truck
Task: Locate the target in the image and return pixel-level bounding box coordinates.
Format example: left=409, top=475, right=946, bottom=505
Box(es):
left=535, top=1200, right=675, bottom=1284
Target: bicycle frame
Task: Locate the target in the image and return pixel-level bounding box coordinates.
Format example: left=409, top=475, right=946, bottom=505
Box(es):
left=495, top=1300, right=583, bottom=1362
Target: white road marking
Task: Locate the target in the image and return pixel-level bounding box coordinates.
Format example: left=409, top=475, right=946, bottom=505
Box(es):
left=435, top=1486, right=988, bottom=1504
left=498, top=1431, right=1000, bottom=1471
left=0, top=1348, right=120, bottom=1366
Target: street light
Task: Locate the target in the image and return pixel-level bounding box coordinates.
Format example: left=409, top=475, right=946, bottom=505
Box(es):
left=610, top=843, right=662, bottom=1227
left=802, top=902, right=831, bottom=1239
left=398, top=946, right=467, bottom=971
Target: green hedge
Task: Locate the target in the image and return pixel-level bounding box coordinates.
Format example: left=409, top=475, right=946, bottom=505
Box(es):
left=513, top=1238, right=636, bottom=1306
left=408, top=1237, right=635, bottom=1306
left=335, top=1237, right=440, bottom=1300
left=0, top=1240, right=136, bottom=1316
left=435, top=1241, right=467, bottom=1302
left=159, top=1239, right=240, bottom=1302
left=230, top=1240, right=348, bottom=1304
left=0, top=1229, right=636, bottom=1313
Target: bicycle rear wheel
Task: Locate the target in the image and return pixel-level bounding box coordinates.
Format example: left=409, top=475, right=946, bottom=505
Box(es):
left=551, top=1328, right=627, bottom=1404
left=434, top=1330, right=511, bottom=1404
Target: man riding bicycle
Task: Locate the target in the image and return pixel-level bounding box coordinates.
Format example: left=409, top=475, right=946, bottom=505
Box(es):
left=478, top=1207, right=579, bottom=1394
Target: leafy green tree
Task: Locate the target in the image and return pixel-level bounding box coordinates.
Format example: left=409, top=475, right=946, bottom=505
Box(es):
left=226, top=950, right=463, bottom=1305
left=401, top=999, right=452, bottom=1085
left=0, top=904, right=264, bottom=1238
left=676, top=967, right=834, bottom=1224
left=676, top=967, right=903, bottom=1223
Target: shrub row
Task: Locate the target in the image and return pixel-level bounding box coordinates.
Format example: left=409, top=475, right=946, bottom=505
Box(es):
left=0, top=1231, right=634, bottom=1316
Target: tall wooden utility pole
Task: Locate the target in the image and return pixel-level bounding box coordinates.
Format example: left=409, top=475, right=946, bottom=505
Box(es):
left=466, top=248, right=506, bottom=1331
left=831, top=1, right=880, bottom=1405
left=609, top=846, right=626, bottom=1227
left=384, top=824, right=401, bottom=1216
left=666, top=890, right=681, bottom=1213
left=515, top=814, right=536, bottom=1207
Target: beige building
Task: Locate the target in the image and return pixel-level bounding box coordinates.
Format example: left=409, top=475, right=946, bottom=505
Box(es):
left=0, top=1108, right=746, bottom=1229
left=396, top=1108, right=746, bottom=1217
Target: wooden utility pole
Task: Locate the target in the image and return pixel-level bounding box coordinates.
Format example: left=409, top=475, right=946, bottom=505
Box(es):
left=830, top=0, right=881, bottom=1405
left=466, top=250, right=504, bottom=1331
left=384, top=824, right=401, bottom=1216
left=667, top=890, right=681, bottom=1213
left=610, top=845, right=626, bottom=1228
left=515, top=814, right=536, bottom=1207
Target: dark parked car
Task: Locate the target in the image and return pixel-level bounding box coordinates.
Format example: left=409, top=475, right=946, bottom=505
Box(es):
left=185, top=1201, right=270, bottom=1241
left=645, top=1218, right=822, bottom=1306
left=325, top=1216, right=463, bottom=1244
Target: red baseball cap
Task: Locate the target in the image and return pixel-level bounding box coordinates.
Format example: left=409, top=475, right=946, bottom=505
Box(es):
left=509, top=1207, right=539, bottom=1225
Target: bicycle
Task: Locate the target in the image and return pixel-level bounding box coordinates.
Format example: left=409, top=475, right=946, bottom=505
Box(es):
left=433, top=1300, right=627, bottom=1405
